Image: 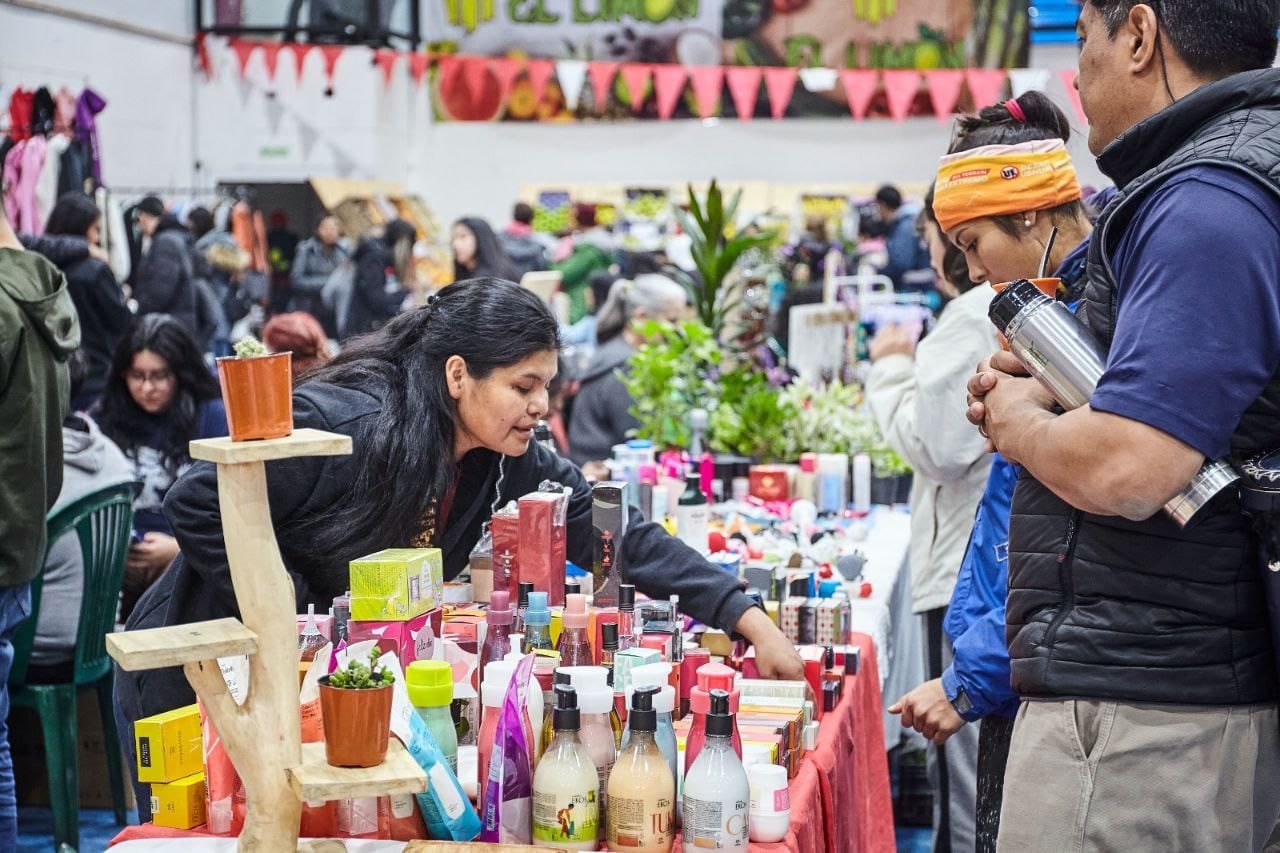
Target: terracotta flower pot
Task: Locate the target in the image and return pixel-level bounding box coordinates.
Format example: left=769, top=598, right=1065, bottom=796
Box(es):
left=318, top=678, right=393, bottom=768
left=215, top=352, right=294, bottom=441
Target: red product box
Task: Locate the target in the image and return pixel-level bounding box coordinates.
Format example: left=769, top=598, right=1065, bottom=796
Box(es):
left=749, top=465, right=792, bottom=501
left=490, top=505, right=521, bottom=603
left=346, top=608, right=443, bottom=672
left=519, top=491, right=568, bottom=606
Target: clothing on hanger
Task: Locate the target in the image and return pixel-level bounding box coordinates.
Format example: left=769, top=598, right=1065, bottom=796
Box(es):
left=4, top=135, right=48, bottom=234
left=98, top=187, right=132, bottom=283
left=31, top=87, right=55, bottom=137
left=74, top=88, right=107, bottom=185
left=54, top=87, right=76, bottom=135
left=8, top=88, right=34, bottom=143
left=35, top=134, right=70, bottom=228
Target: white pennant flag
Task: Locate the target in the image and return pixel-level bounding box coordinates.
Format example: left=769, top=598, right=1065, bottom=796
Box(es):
left=798, top=67, right=838, bottom=93
left=556, top=60, right=588, bottom=111
left=1009, top=68, right=1051, bottom=98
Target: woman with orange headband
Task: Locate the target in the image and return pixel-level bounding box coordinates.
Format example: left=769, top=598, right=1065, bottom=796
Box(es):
left=887, top=91, right=1102, bottom=853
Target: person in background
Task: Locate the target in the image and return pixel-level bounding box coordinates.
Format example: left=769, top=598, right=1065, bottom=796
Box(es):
left=41, top=192, right=131, bottom=411
left=347, top=218, right=417, bottom=339
left=868, top=178, right=994, bottom=853
left=266, top=210, right=300, bottom=315
left=29, top=352, right=134, bottom=682
left=451, top=216, right=518, bottom=283
left=568, top=274, right=688, bottom=467
left=552, top=204, right=613, bottom=325
left=96, top=314, right=227, bottom=619
left=133, top=196, right=198, bottom=339
left=262, top=311, right=331, bottom=377
left=189, top=206, right=250, bottom=351
left=891, top=92, right=1097, bottom=853
left=875, top=184, right=931, bottom=292
left=290, top=215, right=348, bottom=322
left=499, top=202, right=550, bottom=281
left=968, top=3, right=1280, bottom=848
left=0, top=202, right=79, bottom=848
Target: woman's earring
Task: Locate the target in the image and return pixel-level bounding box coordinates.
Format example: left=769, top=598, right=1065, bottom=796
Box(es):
left=1024, top=219, right=1032, bottom=228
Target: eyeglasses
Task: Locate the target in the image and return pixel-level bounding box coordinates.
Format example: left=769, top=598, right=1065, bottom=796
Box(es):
left=125, top=369, right=174, bottom=387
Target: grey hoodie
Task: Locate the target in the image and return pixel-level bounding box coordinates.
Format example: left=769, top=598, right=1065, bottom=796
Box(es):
left=32, top=415, right=134, bottom=667
left=568, top=335, right=640, bottom=466
left=0, top=248, right=80, bottom=586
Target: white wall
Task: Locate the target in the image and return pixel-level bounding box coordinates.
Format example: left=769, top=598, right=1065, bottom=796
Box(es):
left=0, top=1, right=196, bottom=194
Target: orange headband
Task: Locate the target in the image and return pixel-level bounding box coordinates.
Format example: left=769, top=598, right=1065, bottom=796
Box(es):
left=932, top=139, right=1083, bottom=233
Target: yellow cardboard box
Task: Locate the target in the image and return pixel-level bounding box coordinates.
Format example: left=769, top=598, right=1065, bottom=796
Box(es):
left=350, top=548, right=442, bottom=621
left=135, top=704, right=202, bottom=784
left=150, top=772, right=207, bottom=830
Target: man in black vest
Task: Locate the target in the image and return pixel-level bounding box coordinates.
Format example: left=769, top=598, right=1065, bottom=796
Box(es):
left=966, top=2, right=1280, bottom=849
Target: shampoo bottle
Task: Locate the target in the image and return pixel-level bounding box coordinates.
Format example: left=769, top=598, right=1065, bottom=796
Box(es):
left=682, top=689, right=749, bottom=852
left=479, top=590, right=513, bottom=689
left=685, top=663, right=742, bottom=772
left=533, top=686, right=601, bottom=850
left=406, top=661, right=459, bottom=774
left=557, top=593, right=594, bottom=667
left=523, top=591, right=554, bottom=654
left=608, top=685, right=675, bottom=853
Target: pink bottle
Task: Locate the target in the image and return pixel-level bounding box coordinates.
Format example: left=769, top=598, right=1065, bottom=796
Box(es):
left=478, top=590, right=513, bottom=691
left=684, top=662, right=742, bottom=772
left=557, top=593, right=594, bottom=667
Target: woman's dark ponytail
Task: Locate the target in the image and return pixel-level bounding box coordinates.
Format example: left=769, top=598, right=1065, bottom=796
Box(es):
left=950, top=91, right=1072, bottom=154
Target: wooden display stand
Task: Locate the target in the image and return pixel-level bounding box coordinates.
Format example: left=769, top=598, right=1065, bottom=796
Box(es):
left=106, top=428, right=428, bottom=850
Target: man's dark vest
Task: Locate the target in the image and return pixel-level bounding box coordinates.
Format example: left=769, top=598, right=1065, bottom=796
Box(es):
left=1007, top=69, right=1280, bottom=705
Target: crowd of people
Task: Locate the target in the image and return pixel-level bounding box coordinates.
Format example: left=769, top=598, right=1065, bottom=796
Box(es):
left=3, top=0, right=1280, bottom=849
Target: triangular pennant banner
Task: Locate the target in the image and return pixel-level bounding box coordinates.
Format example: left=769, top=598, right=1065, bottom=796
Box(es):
left=798, top=67, right=838, bottom=93
left=725, top=66, right=762, bottom=120
left=763, top=67, right=798, bottom=120
left=883, top=70, right=920, bottom=122
left=231, top=40, right=257, bottom=78
left=319, top=45, right=345, bottom=86
left=463, top=56, right=491, bottom=100
left=688, top=66, right=723, bottom=119
left=261, top=42, right=284, bottom=83
left=409, top=52, right=431, bottom=85
left=196, top=33, right=214, bottom=80
left=923, top=69, right=964, bottom=123
left=587, top=61, right=619, bottom=112
left=1009, top=67, right=1050, bottom=98
left=527, top=59, right=555, bottom=105
left=620, top=63, right=652, bottom=113
left=652, top=64, right=688, bottom=120
left=492, top=57, right=523, bottom=103
left=965, top=68, right=1006, bottom=108
left=1058, top=69, right=1087, bottom=125
left=374, top=49, right=399, bottom=87
left=287, top=43, right=314, bottom=80
left=556, top=59, right=588, bottom=111
left=841, top=69, right=878, bottom=119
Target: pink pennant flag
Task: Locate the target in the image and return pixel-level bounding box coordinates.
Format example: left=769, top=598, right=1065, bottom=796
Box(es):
left=492, top=57, right=523, bottom=103
left=882, top=70, right=920, bottom=122
left=688, top=66, right=724, bottom=119
left=923, top=69, right=964, bottom=123
left=620, top=63, right=652, bottom=113
left=587, top=61, right=619, bottom=112
left=409, top=53, right=431, bottom=85
left=261, top=42, right=284, bottom=83
left=1058, top=69, right=1087, bottom=125
left=653, top=64, right=687, bottom=120
left=763, top=67, right=798, bottom=120
left=374, top=49, right=399, bottom=87
left=463, top=56, right=491, bottom=100
left=319, top=45, right=344, bottom=87
left=231, top=40, right=257, bottom=78
left=286, top=42, right=314, bottom=81
left=527, top=59, right=555, bottom=105
left=965, top=68, right=1007, bottom=109
left=725, top=66, right=763, bottom=120
left=841, top=70, right=878, bottom=119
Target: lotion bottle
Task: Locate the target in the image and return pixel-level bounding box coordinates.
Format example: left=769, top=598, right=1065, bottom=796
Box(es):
left=608, top=685, right=675, bottom=853
left=532, top=686, right=601, bottom=850
left=682, top=689, right=749, bottom=852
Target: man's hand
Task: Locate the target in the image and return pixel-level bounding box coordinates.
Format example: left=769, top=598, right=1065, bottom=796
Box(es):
left=889, top=678, right=967, bottom=745
left=869, top=324, right=918, bottom=363
left=966, top=350, right=1031, bottom=428
left=126, top=532, right=179, bottom=577
left=735, top=607, right=805, bottom=680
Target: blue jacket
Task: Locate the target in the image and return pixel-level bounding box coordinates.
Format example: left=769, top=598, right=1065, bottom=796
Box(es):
left=939, top=228, right=1100, bottom=721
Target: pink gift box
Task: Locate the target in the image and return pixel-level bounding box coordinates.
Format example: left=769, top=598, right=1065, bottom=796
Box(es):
left=346, top=608, right=443, bottom=671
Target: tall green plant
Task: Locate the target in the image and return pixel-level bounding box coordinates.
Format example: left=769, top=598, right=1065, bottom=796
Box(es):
left=672, top=180, right=776, bottom=337
left=623, top=319, right=722, bottom=450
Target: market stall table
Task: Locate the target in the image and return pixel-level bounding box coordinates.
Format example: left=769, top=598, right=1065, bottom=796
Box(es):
left=110, top=633, right=894, bottom=853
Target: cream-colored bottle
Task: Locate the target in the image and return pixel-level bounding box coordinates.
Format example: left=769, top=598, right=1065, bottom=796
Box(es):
left=533, top=686, right=600, bottom=851
left=608, top=685, right=675, bottom=853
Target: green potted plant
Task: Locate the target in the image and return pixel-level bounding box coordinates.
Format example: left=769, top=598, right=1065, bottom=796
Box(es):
left=318, top=646, right=396, bottom=768
left=215, top=336, right=293, bottom=442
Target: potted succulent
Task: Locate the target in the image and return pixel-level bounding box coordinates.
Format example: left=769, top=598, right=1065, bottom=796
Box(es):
left=318, top=646, right=396, bottom=768
left=215, top=336, right=293, bottom=442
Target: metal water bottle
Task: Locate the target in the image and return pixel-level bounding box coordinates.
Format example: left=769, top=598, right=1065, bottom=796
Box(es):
left=988, top=279, right=1238, bottom=526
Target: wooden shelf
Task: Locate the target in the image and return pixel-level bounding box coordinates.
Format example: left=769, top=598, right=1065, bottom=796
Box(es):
left=287, top=741, right=427, bottom=802
left=189, top=428, right=352, bottom=465
left=106, top=618, right=257, bottom=671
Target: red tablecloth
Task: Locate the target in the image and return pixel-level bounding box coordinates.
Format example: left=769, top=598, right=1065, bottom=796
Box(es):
left=113, top=633, right=894, bottom=852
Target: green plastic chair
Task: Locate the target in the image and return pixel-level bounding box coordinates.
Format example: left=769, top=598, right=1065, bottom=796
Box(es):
left=9, top=481, right=140, bottom=852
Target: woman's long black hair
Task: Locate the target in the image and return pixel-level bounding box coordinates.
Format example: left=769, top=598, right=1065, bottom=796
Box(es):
left=45, top=192, right=100, bottom=238
left=453, top=217, right=519, bottom=283
left=97, top=314, right=221, bottom=471
left=295, top=277, right=561, bottom=558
